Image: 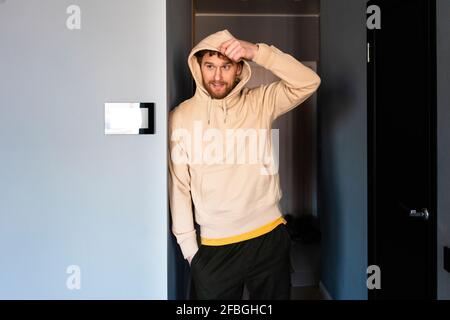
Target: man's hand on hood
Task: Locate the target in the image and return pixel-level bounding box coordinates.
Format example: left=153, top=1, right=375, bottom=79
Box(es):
left=218, top=38, right=259, bottom=63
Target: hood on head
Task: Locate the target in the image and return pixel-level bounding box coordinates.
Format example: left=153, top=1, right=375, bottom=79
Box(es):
left=188, top=29, right=252, bottom=101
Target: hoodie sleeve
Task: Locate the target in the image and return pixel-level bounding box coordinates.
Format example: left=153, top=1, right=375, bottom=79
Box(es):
left=168, top=111, right=199, bottom=260
left=250, top=43, right=321, bottom=122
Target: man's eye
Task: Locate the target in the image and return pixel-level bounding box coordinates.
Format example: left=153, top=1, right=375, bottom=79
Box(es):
left=206, top=65, right=214, bottom=70
left=223, top=65, right=230, bottom=70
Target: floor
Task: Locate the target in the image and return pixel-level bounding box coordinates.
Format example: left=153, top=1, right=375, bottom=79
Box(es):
left=290, top=240, right=325, bottom=300
left=291, top=285, right=325, bottom=300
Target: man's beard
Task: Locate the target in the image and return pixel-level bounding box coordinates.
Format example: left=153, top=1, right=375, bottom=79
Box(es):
left=203, top=80, right=236, bottom=99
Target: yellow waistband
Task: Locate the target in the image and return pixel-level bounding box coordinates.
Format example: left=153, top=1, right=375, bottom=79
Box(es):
left=200, top=216, right=287, bottom=246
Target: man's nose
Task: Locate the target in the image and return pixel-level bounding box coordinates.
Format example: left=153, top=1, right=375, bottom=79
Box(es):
left=214, top=68, right=222, bottom=81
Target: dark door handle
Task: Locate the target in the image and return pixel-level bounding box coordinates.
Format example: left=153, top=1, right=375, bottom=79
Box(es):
left=398, top=202, right=430, bottom=221
left=408, top=208, right=429, bottom=220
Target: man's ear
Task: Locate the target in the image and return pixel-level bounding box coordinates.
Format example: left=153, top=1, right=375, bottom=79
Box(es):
left=236, top=62, right=243, bottom=76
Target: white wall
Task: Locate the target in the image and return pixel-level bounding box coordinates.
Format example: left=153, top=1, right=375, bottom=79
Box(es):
left=0, top=0, right=168, bottom=299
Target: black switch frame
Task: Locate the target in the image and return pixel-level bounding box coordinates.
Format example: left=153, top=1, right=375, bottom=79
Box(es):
left=139, top=102, right=155, bottom=134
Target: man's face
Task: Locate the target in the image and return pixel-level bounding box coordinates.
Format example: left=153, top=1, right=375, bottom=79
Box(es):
left=200, top=53, right=242, bottom=99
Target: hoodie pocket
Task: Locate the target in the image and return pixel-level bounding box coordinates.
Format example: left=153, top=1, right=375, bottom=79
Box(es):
left=200, top=165, right=279, bottom=216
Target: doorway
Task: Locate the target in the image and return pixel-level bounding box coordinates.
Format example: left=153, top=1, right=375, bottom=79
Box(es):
left=193, top=0, right=323, bottom=299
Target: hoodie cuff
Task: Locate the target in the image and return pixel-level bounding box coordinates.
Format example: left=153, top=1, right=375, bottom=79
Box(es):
left=252, top=43, right=277, bottom=69
left=179, top=234, right=199, bottom=260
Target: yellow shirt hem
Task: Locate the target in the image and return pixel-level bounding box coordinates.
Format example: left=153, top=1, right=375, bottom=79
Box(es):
left=200, top=216, right=287, bottom=246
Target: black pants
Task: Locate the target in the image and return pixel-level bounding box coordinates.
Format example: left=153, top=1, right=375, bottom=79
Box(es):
left=189, top=223, right=292, bottom=300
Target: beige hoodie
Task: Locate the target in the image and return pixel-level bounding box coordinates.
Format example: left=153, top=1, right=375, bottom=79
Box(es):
left=169, top=29, right=321, bottom=259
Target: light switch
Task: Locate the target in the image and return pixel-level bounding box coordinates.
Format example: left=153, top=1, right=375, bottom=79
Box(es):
left=105, top=102, right=154, bottom=135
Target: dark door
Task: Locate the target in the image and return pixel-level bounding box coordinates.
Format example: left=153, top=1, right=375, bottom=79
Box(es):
left=367, top=0, right=437, bottom=299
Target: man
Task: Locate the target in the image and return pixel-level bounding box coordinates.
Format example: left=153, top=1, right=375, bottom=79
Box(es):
left=169, top=29, right=321, bottom=300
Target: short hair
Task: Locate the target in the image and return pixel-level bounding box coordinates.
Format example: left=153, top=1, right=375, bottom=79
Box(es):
left=195, top=50, right=244, bottom=67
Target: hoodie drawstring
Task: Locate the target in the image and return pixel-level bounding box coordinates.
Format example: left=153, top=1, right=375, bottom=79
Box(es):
left=207, top=98, right=228, bottom=125
left=207, top=97, right=212, bottom=126
left=222, top=100, right=228, bottom=124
